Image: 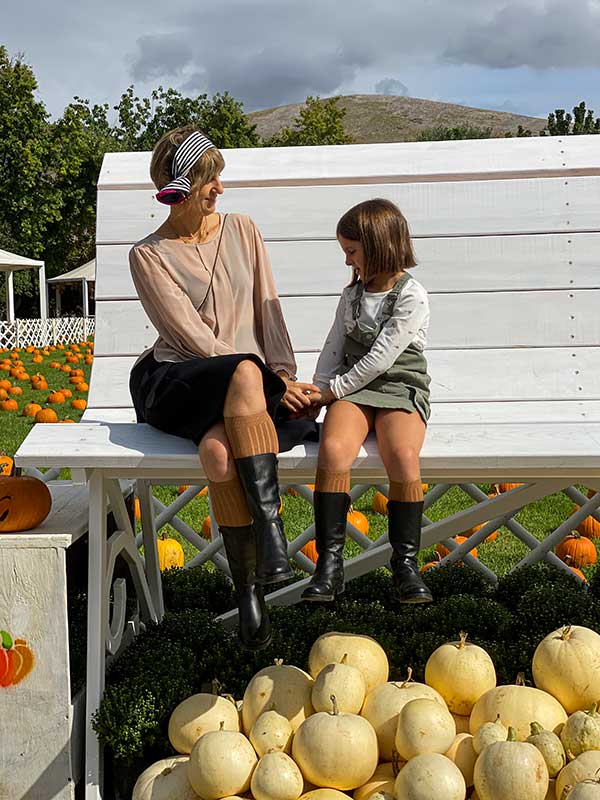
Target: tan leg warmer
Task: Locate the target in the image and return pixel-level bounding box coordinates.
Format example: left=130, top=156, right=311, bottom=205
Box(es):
left=209, top=477, right=252, bottom=527
left=315, top=467, right=351, bottom=494
left=389, top=480, right=424, bottom=503
left=224, top=411, right=279, bottom=459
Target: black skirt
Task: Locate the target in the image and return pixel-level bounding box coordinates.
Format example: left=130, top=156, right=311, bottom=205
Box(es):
left=129, top=350, right=319, bottom=453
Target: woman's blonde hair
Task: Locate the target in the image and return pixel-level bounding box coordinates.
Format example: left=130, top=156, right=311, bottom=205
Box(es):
left=150, top=125, right=226, bottom=193
left=337, top=198, right=417, bottom=285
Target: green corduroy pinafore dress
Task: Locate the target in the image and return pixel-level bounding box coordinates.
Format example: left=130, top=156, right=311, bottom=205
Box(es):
left=338, top=272, right=431, bottom=424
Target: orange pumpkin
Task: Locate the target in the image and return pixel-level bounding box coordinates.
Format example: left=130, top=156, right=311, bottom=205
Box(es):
left=569, top=566, right=588, bottom=582
left=372, top=491, right=389, bottom=515
left=59, top=418, right=76, bottom=423
left=59, top=388, right=72, bottom=398
left=35, top=408, right=59, bottom=423
left=496, top=483, right=523, bottom=493
left=301, top=539, right=318, bottom=563
left=347, top=508, right=369, bottom=535
left=70, top=369, right=84, bottom=377
left=60, top=365, right=71, bottom=373
left=32, top=355, right=43, bottom=364
left=420, top=552, right=442, bottom=573
left=134, top=499, right=141, bottom=520
left=556, top=532, right=597, bottom=568
left=47, top=391, right=65, bottom=404
left=1, top=399, right=18, bottom=412
left=22, top=403, right=42, bottom=418
left=436, top=536, right=478, bottom=559
left=71, top=399, right=87, bottom=411
left=8, top=386, right=23, bottom=396
left=0, top=475, right=52, bottom=532
left=0, top=379, right=11, bottom=390
left=0, top=454, right=14, bottom=476
left=49, top=361, right=62, bottom=369
left=0, top=389, right=7, bottom=402
left=201, top=516, right=212, bottom=539
left=156, top=534, right=185, bottom=571
left=75, top=382, right=89, bottom=392
left=69, top=376, right=84, bottom=385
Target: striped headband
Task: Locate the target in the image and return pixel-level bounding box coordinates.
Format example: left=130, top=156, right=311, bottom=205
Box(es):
left=155, top=131, right=217, bottom=205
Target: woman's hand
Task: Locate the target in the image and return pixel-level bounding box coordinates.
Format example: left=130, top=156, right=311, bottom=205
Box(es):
left=279, top=377, right=322, bottom=413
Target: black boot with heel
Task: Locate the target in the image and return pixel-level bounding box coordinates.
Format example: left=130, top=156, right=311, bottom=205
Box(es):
left=301, top=491, right=351, bottom=602
left=388, top=500, right=433, bottom=603
left=220, top=525, right=272, bottom=650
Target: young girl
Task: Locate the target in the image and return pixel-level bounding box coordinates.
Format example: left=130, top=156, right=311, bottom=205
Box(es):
left=302, top=198, right=432, bottom=604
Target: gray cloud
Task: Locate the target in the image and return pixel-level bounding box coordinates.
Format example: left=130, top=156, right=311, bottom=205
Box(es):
left=375, top=78, right=410, bottom=96
left=132, top=33, right=193, bottom=81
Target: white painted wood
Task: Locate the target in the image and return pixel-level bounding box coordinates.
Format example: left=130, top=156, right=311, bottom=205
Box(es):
left=95, top=233, right=600, bottom=301
left=96, top=176, right=599, bottom=244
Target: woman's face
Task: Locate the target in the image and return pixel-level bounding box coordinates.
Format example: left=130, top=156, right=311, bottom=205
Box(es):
left=191, top=172, right=224, bottom=215
left=338, top=235, right=365, bottom=280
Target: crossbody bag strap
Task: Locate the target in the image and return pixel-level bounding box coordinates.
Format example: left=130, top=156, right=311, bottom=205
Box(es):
left=197, top=213, right=228, bottom=313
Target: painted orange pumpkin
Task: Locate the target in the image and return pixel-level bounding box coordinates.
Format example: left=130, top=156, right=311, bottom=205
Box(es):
left=0, top=476, right=52, bottom=532
left=0, top=631, right=35, bottom=687
left=156, top=534, right=185, bottom=571
left=556, top=532, right=597, bottom=568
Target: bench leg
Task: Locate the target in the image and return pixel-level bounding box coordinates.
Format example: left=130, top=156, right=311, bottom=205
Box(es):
left=133, top=480, right=164, bottom=620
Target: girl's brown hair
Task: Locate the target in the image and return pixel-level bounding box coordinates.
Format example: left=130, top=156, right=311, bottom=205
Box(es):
left=337, top=198, right=417, bottom=285
left=150, top=125, right=226, bottom=193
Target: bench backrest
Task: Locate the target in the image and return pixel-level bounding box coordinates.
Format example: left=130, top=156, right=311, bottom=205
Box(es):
left=89, top=136, right=600, bottom=425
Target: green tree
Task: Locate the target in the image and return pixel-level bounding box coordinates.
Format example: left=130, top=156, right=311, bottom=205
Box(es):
left=263, top=96, right=352, bottom=146
left=542, top=101, right=600, bottom=135
left=416, top=124, right=493, bottom=141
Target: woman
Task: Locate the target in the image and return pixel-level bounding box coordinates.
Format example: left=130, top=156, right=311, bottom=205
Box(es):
left=128, top=126, right=319, bottom=650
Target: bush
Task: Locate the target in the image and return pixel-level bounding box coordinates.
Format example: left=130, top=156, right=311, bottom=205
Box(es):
left=496, top=563, right=587, bottom=611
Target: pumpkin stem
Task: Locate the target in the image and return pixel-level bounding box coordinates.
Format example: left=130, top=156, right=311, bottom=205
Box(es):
left=561, top=625, right=573, bottom=640
left=400, top=667, right=414, bottom=687
left=0, top=630, right=12, bottom=650
left=530, top=721, right=544, bottom=736
left=274, top=658, right=284, bottom=667
left=329, top=694, right=339, bottom=716
left=515, top=672, right=526, bottom=686
left=211, top=678, right=223, bottom=695
left=223, top=693, right=237, bottom=706
left=588, top=702, right=599, bottom=716
left=457, top=631, right=468, bottom=649
left=507, top=727, right=518, bottom=742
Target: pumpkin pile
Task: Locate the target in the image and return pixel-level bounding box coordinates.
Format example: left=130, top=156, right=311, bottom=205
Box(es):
left=131, top=625, right=600, bottom=800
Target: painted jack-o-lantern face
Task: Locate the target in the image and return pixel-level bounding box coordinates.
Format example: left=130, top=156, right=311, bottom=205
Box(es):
left=0, top=477, right=52, bottom=532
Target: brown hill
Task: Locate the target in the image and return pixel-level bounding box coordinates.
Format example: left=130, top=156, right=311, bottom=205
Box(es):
left=248, top=94, right=548, bottom=143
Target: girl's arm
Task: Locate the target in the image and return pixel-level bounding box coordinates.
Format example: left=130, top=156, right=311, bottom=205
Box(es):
left=130, top=246, right=235, bottom=359
left=331, top=281, right=429, bottom=399
left=312, top=294, right=347, bottom=390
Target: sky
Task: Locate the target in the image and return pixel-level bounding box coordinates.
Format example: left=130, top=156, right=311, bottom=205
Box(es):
left=3, top=0, right=600, bottom=122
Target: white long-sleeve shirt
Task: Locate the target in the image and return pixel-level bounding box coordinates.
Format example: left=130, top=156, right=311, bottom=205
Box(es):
left=313, top=275, right=430, bottom=399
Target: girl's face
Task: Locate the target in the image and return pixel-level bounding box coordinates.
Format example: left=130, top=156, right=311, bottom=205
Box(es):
left=338, top=235, right=365, bottom=280
left=190, top=172, right=224, bottom=215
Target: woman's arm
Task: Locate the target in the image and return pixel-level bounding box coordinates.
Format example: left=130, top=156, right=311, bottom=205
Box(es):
left=130, top=246, right=235, bottom=359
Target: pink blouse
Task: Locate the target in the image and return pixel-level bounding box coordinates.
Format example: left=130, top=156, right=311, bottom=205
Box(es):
left=129, top=213, right=297, bottom=378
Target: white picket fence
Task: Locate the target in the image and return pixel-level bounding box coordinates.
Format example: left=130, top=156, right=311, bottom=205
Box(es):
left=0, top=317, right=95, bottom=349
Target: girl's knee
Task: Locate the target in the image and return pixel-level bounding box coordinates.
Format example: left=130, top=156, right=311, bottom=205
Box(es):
left=386, top=446, right=421, bottom=478
left=318, top=435, right=355, bottom=472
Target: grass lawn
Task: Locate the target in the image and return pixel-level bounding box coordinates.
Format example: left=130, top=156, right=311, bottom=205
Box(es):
left=2, top=341, right=598, bottom=581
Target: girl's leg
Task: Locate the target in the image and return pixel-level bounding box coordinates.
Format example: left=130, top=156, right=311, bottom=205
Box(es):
left=375, top=409, right=432, bottom=603
left=198, top=422, right=271, bottom=650
left=222, top=360, right=292, bottom=585
left=302, top=401, right=374, bottom=602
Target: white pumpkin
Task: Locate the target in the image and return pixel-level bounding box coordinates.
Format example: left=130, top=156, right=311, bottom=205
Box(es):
left=444, top=733, right=477, bottom=787
left=394, top=753, right=466, bottom=800
left=533, top=626, right=600, bottom=714
left=353, top=763, right=397, bottom=800
left=308, top=632, right=389, bottom=694
left=360, top=670, right=446, bottom=761
left=563, top=780, right=600, bottom=799
left=452, top=713, right=471, bottom=734
left=311, top=655, right=366, bottom=714
left=469, top=682, right=567, bottom=741
left=527, top=722, right=567, bottom=777
left=300, top=791, right=351, bottom=800
left=242, top=660, right=314, bottom=734
left=425, top=632, right=496, bottom=715
left=249, top=709, right=294, bottom=756
left=292, top=697, right=378, bottom=790
left=187, top=728, right=257, bottom=800
left=473, top=715, right=508, bottom=754
left=474, top=729, right=549, bottom=800
left=555, top=751, right=600, bottom=800
left=251, top=751, right=304, bottom=800
left=560, top=705, right=600, bottom=758
left=132, top=756, right=198, bottom=800
left=168, top=693, right=240, bottom=754
left=395, top=698, right=456, bottom=760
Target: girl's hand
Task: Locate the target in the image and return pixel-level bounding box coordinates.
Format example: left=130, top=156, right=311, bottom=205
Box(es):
left=318, top=387, right=336, bottom=406
left=280, top=379, right=322, bottom=412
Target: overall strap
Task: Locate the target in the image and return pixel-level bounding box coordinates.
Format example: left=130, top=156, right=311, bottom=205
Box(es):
left=380, top=272, right=412, bottom=320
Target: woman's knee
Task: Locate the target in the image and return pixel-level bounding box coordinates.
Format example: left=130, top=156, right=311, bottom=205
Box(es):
left=198, top=435, right=235, bottom=481
left=229, top=359, right=263, bottom=394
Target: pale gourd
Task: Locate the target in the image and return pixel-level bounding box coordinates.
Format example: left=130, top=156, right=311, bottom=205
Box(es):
left=444, top=733, right=477, bottom=787
left=533, top=625, right=600, bottom=714
left=132, top=756, right=198, bottom=800
left=425, top=632, right=496, bottom=715
left=452, top=713, right=471, bottom=734
left=187, top=727, right=257, bottom=800
left=292, top=696, right=378, bottom=790
left=474, top=728, right=549, bottom=800
left=555, top=751, right=600, bottom=800
left=394, top=753, right=466, bottom=800
left=250, top=751, right=304, bottom=800
left=395, top=697, right=456, bottom=760
left=242, top=660, right=314, bottom=734
left=360, top=669, right=446, bottom=761
left=311, top=654, right=366, bottom=714
left=527, top=722, right=566, bottom=777
left=249, top=710, right=293, bottom=756
left=308, top=632, right=388, bottom=694
left=300, top=791, right=351, bottom=800
left=168, top=693, right=240, bottom=754
left=562, top=779, right=600, bottom=799
left=560, top=704, right=600, bottom=758
left=473, top=715, right=508, bottom=754
left=353, top=763, right=397, bottom=800
left=469, top=679, right=567, bottom=741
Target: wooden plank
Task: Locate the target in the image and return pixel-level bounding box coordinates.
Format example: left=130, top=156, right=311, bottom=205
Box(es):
left=87, top=347, right=600, bottom=409
left=98, top=136, right=584, bottom=190
left=96, top=175, right=597, bottom=245
left=95, top=233, right=600, bottom=300
left=93, top=290, right=600, bottom=357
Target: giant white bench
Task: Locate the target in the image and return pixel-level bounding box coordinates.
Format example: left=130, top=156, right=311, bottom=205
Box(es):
left=15, top=135, right=600, bottom=798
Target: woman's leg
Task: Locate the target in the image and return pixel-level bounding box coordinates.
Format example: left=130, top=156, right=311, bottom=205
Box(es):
left=198, top=421, right=271, bottom=650
left=374, top=409, right=432, bottom=603
left=222, top=360, right=292, bottom=584
left=302, top=401, right=374, bottom=601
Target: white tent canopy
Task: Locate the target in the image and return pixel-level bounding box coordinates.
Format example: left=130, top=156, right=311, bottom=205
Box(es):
left=0, top=248, right=47, bottom=322
left=47, top=259, right=95, bottom=317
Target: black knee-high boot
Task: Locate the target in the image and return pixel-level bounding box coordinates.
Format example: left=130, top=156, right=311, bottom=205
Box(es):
left=388, top=500, right=433, bottom=603
left=220, top=525, right=272, bottom=650
left=301, top=491, right=351, bottom=602
left=234, top=453, right=293, bottom=584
